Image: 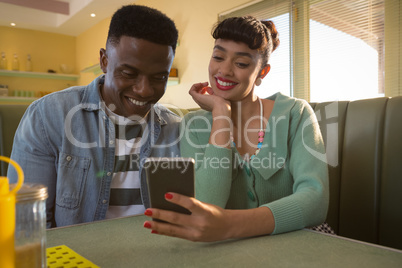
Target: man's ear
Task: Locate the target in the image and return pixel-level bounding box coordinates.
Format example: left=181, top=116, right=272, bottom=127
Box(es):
left=99, top=48, right=108, bottom=73
left=260, top=64, right=271, bottom=79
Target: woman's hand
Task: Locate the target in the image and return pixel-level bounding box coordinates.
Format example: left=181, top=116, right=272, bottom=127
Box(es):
left=189, top=82, right=231, bottom=115
left=143, top=193, right=275, bottom=242
left=143, top=192, right=233, bottom=242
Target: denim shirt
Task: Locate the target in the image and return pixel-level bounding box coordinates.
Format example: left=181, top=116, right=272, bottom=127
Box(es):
left=8, top=76, right=181, bottom=228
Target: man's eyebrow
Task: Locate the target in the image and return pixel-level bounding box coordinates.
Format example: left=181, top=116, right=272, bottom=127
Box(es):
left=121, top=64, right=139, bottom=71
left=213, top=45, right=253, bottom=58
left=121, top=64, right=169, bottom=75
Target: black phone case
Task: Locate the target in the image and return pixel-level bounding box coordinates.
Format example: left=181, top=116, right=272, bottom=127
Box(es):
left=145, top=157, right=195, bottom=216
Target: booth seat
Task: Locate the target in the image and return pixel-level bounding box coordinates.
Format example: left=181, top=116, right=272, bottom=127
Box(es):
left=0, top=104, right=30, bottom=177
left=310, top=97, right=402, bottom=250
left=1, top=96, right=401, bottom=249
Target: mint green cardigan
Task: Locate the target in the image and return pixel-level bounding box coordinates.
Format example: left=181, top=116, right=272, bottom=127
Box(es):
left=180, top=93, right=329, bottom=235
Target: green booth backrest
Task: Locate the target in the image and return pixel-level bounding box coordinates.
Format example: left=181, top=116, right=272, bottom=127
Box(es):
left=339, top=98, right=387, bottom=244
left=0, top=104, right=190, bottom=176
left=0, top=104, right=30, bottom=176
left=378, top=96, right=402, bottom=249
left=1, top=98, right=401, bottom=249
left=312, top=97, right=402, bottom=250
left=312, top=101, right=349, bottom=235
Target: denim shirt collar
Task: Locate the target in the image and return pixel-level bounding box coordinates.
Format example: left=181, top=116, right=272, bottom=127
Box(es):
left=79, top=75, right=171, bottom=210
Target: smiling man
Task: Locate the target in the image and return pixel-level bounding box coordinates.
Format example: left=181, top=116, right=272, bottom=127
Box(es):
left=8, top=5, right=181, bottom=228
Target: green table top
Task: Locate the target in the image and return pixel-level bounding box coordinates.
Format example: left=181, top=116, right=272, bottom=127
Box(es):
left=47, top=215, right=402, bottom=268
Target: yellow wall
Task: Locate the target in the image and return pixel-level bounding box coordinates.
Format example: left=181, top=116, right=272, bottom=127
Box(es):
left=136, top=0, right=250, bottom=108
left=75, top=0, right=250, bottom=108
left=76, top=18, right=110, bottom=86
left=0, top=26, right=76, bottom=96
left=0, top=0, right=250, bottom=106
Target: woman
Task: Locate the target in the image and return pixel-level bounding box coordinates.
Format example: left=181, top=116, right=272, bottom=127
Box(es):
left=143, top=16, right=329, bottom=241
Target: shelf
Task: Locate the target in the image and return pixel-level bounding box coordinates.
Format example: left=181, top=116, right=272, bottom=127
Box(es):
left=167, top=77, right=179, bottom=86
left=0, top=96, right=37, bottom=104
left=80, top=64, right=103, bottom=75
left=80, top=64, right=180, bottom=86
left=0, top=70, right=79, bottom=81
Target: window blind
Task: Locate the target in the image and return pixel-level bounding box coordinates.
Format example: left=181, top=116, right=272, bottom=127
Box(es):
left=384, top=0, right=402, bottom=97
left=219, top=0, right=400, bottom=101
left=308, top=0, right=385, bottom=101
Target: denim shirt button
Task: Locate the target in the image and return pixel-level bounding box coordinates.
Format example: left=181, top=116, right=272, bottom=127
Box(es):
left=103, top=116, right=106, bottom=120
left=66, top=155, right=72, bottom=161
left=107, top=172, right=112, bottom=176
left=109, top=140, right=114, bottom=145
left=102, top=199, right=107, bottom=204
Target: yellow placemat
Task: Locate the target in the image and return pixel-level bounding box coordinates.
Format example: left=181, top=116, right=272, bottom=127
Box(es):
left=46, top=245, right=100, bottom=268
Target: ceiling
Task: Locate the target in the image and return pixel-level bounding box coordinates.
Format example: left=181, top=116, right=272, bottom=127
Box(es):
left=0, top=0, right=136, bottom=36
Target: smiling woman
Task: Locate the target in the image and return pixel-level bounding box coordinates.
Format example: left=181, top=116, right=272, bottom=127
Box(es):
left=208, top=39, right=268, bottom=101
left=143, top=16, right=329, bottom=242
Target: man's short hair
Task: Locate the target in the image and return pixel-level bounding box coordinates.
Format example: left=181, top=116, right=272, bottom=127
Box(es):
left=107, top=5, right=178, bottom=53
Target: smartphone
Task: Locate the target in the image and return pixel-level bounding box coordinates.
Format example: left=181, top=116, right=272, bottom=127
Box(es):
left=144, top=157, right=195, bottom=217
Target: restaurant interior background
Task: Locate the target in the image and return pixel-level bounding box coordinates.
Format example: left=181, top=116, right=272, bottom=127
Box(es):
left=0, top=0, right=401, bottom=109
left=1, top=0, right=402, bottom=255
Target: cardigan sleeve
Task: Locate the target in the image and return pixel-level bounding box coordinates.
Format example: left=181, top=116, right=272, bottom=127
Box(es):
left=179, top=111, right=233, bottom=207
left=262, top=100, right=329, bottom=234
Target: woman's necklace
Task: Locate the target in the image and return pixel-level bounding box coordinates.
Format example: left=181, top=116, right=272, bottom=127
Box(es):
left=231, top=98, right=265, bottom=161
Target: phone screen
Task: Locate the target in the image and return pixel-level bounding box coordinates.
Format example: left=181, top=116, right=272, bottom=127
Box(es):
left=144, top=157, right=195, bottom=216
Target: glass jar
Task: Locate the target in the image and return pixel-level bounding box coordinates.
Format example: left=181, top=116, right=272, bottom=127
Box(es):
left=0, top=84, right=8, bottom=96
left=14, top=183, right=48, bottom=268
left=0, top=52, right=7, bottom=70
left=12, top=53, right=19, bottom=71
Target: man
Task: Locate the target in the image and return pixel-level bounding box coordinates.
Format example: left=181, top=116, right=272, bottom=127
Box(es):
left=8, top=5, right=181, bottom=228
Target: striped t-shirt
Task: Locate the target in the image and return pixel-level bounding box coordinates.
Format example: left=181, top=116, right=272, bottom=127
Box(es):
left=105, top=109, right=147, bottom=219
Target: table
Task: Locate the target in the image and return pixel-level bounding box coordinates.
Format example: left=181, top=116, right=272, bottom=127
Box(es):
left=47, top=215, right=402, bottom=267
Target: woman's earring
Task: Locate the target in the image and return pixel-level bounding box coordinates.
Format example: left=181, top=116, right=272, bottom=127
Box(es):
left=255, top=78, right=262, bottom=86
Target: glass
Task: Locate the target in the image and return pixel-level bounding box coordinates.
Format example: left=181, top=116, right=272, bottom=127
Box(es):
left=14, top=183, right=48, bottom=268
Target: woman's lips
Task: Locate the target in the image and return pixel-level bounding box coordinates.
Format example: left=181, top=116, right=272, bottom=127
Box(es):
left=215, top=77, right=238, bottom=91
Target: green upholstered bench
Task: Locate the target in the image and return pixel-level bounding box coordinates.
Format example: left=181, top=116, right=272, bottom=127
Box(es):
left=1, top=97, right=401, bottom=249
left=0, top=103, right=31, bottom=176
left=311, top=97, right=402, bottom=249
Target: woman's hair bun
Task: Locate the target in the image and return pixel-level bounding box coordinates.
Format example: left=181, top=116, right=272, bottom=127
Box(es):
left=262, top=20, right=280, bottom=52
